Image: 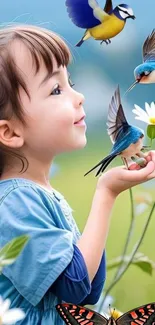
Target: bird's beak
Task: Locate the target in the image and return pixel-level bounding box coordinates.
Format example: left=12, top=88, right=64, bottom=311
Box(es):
left=131, top=15, right=136, bottom=20
left=124, top=80, right=139, bottom=95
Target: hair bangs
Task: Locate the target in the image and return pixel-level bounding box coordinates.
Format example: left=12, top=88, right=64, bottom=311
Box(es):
left=13, top=26, right=72, bottom=74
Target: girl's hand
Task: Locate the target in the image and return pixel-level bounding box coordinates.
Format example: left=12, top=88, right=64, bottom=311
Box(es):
left=97, top=151, right=155, bottom=198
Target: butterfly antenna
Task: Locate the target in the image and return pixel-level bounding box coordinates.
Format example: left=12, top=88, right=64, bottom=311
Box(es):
left=108, top=304, right=112, bottom=316
left=112, top=308, right=116, bottom=318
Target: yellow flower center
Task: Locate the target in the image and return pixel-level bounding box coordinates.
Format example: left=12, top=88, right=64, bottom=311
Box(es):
left=0, top=317, right=2, bottom=325
left=149, top=117, right=155, bottom=124
left=111, top=309, right=123, bottom=320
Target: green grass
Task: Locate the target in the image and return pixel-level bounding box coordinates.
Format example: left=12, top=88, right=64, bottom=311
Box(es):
left=51, top=143, right=155, bottom=313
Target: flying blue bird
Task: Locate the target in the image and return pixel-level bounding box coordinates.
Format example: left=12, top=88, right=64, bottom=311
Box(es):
left=126, top=29, right=155, bottom=93
left=65, top=0, right=135, bottom=47
left=84, top=86, right=146, bottom=177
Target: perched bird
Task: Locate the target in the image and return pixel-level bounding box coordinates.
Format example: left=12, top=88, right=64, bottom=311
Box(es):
left=65, top=0, right=135, bottom=47
left=84, top=86, right=146, bottom=177
left=126, top=29, right=155, bottom=93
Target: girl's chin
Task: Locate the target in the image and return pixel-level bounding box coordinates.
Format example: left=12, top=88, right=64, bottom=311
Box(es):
left=71, top=136, right=87, bottom=150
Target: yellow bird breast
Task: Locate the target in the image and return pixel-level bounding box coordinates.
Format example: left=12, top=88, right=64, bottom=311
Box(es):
left=89, top=15, right=125, bottom=40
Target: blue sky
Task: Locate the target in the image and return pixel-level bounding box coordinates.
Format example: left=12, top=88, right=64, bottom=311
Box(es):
left=0, top=1, right=155, bottom=127
left=0, top=0, right=154, bottom=37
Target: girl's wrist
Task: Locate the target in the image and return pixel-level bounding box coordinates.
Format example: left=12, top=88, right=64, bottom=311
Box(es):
left=95, top=181, right=117, bottom=202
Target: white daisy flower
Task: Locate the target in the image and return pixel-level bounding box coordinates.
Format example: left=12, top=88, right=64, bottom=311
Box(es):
left=132, top=102, right=155, bottom=124
left=94, top=295, right=123, bottom=319
left=0, top=296, right=25, bottom=325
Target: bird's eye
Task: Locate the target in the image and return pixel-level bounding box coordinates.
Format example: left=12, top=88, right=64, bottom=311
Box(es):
left=144, top=71, right=150, bottom=76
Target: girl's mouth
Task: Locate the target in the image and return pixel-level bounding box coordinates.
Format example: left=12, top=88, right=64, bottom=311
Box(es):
left=74, top=115, right=86, bottom=126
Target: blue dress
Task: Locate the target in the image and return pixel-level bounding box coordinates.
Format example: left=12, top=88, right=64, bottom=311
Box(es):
left=0, top=178, right=82, bottom=324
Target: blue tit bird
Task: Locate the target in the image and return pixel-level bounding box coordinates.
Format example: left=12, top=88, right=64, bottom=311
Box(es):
left=84, top=86, right=146, bottom=177
left=126, top=29, right=155, bottom=93
left=65, top=0, right=135, bottom=47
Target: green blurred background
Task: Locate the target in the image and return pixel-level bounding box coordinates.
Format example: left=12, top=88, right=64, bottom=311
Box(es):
left=1, top=0, right=155, bottom=312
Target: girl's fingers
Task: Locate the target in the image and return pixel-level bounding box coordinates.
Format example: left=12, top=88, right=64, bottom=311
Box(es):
left=145, top=150, right=155, bottom=163
left=129, top=163, right=141, bottom=170
left=123, top=161, right=155, bottom=182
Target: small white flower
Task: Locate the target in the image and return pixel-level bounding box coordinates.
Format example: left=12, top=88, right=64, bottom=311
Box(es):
left=135, top=203, right=148, bottom=216
left=0, top=296, right=25, bottom=325
left=94, top=294, right=114, bottom=315
left=133, top=102, right=155, bottom=124
left=94, top=295, right=123, bottom=319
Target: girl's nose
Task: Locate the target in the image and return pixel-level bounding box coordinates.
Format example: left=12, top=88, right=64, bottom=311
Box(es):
left=74, top=90, right=85, bottom=108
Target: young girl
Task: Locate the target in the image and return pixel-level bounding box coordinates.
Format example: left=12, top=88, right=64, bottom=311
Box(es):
left=0, top=25, right=155, bottom=325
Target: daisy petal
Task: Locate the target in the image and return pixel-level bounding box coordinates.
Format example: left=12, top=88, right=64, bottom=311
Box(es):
left=151, top=101, right=155, bottom=111
left=2, top=309, right=25, bottom=324
left=132, top=109, right=141, bottom=116
left=135, top=116, right=149, bottom=123
left=134, top=105, right=149, bottom=119
left=0, top=299, right=11, bottom=317
left=150, top=102, right=155, bottom=115
left=0, top=297, right=3, bottom=306
left=134, top=104, right=145, bottom=114
left=145, top=102, right=152, bottom=115
left=134, top=104, right=142, bottom=110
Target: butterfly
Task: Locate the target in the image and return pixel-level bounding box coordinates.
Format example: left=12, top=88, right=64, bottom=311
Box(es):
left=56, top=302, right=155, bottom=325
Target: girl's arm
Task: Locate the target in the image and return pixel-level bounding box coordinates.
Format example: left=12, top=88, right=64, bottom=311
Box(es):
left=77, top=159, right=155, bottom=281
left=77, top=188, right=115, bottom=281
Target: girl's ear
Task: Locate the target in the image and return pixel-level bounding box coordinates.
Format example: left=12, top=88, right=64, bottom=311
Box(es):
left=0, top=120, right=24, bottom=148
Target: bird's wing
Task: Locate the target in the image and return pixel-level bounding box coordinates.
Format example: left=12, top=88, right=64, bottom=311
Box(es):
left=143, top=29, right=155, bottom=62
left=104, top=0, right=113, bottom=13
left=65, top=0, right=109, bottom=29
left=107, top=86, right=129, bottom=144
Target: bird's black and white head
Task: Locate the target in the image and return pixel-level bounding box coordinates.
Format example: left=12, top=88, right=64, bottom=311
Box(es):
left=114, top=4, right=135, bottom=21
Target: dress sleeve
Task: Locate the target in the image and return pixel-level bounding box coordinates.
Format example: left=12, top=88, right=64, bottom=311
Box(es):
left=0, top=186, right=74, bottom=306
left=80, top=251, right=106, bottom=305
left=52, top=245, right=91, bottom=304
left=52, top=246, right=106, bottom=305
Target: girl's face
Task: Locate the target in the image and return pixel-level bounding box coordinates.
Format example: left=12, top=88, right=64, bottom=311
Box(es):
left=13, top=41, right=86, bottom=161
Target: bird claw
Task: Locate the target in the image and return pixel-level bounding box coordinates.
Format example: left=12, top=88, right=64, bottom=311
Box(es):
left=131, top=156, right=147, bottom=168
left=141, top=145, right=151, bottom=151
left=100, top=39, right=111, bottom=45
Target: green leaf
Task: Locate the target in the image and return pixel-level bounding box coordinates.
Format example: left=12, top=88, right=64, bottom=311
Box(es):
left=107, top=256, right=123, bottom=270
left=107, top=253, right=155, bottom=276
left=0, top=235, right=29, bottom=269
left=147, top=125, right=155, bottom=141
left=132, top=253, right=155, bottom=275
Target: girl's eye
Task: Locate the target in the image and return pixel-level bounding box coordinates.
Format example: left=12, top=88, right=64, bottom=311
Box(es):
left=51, top=84, right=62, bottom=95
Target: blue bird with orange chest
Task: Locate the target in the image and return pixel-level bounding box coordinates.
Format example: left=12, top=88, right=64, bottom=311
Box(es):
left=126, top=29, right=155, bottom=93
left=84, top=86, right=147, bottom=177
left=65, top=0, right=135, bottom=46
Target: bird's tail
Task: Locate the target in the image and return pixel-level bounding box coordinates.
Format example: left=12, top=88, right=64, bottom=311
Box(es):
left=84, top=154, right=117, bottom=177
left=75, top=30, right=91, bottom=47
left=75, top=38, right=84, bottom=47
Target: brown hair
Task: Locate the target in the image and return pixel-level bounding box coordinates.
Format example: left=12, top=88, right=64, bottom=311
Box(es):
left=0, top=24, right=71, bottom=176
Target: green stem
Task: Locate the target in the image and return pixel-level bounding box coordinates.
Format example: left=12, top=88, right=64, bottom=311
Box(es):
left=98, top=202, right=155, bottom=313
left=98, top=189, right=135, bottom=312
left=120, top=202, right=155, bottom=276
left=114, top=188, right=135, bottom=279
